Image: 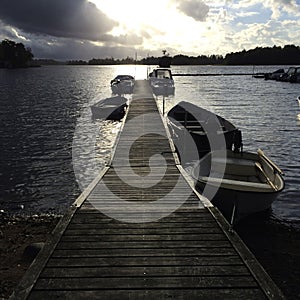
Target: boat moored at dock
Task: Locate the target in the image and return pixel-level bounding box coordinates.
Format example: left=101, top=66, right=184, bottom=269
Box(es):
left=167, top=101, right=243, bottom=160
left=148, top=68, right=175, bottom=92
left=192, top=149, right=285, bottom=223
left=110, top=75, right=135, bottom=95
left=91, top=95, right=128, bottom=121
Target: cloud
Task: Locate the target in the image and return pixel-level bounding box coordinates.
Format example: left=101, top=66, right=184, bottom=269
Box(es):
left=229, top=18, right=300, bottom=51
left=267, top=0, right=300, bottom=19
left=0, top=0, right=118, bottom=41
left=177, top=0, right=210, bottom=22
left=0, top=20, right=25, bottom=41
left=233, top=0, right=300, bottom=19
left=236, top=11, right=259, bottom=17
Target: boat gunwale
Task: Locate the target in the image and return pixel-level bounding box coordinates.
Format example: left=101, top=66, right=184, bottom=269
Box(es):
left=192, top=150, right=285, bottom=194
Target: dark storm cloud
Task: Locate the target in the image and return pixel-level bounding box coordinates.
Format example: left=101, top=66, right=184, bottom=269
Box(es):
left=177, top=0, right=210, bottom=22
left=0, top=0, right=118, bottom=41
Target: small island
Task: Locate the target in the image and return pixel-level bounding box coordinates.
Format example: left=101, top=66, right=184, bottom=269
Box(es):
left=0, top=39, right=34, bottom=68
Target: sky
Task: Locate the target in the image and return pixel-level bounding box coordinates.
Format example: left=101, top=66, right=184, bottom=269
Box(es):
left=0, top=0, right=299, bottom=60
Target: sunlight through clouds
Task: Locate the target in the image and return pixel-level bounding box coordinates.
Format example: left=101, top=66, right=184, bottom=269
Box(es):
left=0, top=0, right=299, bottom=59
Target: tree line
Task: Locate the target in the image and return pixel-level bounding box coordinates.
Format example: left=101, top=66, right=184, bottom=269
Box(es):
left=0, top=39, right=34, bottom=68
left=224, top=45, right=300, bottom=65
left=67, top=45, right=300, bottom=66
left=1, top=38, right=300, bottom=67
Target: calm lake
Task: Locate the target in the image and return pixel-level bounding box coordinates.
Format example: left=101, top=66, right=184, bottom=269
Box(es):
left=0, top=65, right=299, bottom=227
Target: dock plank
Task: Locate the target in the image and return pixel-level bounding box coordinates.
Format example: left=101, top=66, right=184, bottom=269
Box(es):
left=46, top=255, right=244, bottom=267
left=29, top=289, right=266, bottom=300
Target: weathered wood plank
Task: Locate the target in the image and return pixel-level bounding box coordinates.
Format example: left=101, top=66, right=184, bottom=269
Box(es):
left=29, top=289, right=266, bottom=300
left=60, top=233, right=227, bottom=242
left=71, top=216, right=215, bottom=224
left=51, top=247, right=237, bottom=258
left=34, top=276, right=258, bottom=290
left=56, top=240, right=231, bottom=250
left=41, top=265, right=250, bottom=278
left=63, top=227, right=223, bottom=236
left=46, top=255, right=244, bottom=267
left=66, top=222, right=217, bottom=229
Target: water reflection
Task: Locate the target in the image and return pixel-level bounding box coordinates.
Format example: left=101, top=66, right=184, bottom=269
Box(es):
left=297, top=114, right=300, bottom=126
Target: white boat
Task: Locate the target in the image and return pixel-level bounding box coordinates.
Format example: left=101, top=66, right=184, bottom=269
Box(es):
left=148, top=68, right=175, bottom=95
left=91, top=95, right=128, bottom=121
left=297, top=96, right=300, bottom=105
left=110, top=75, right=135, bottom=95
left=192, top=149, right=285, bottom=224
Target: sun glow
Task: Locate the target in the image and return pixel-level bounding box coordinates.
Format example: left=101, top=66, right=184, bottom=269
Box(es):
left=91, top=0, right=166, bottom=30
left=90, top=0, right=211, bottom=54
left=90, top=0, right=223, bottom=55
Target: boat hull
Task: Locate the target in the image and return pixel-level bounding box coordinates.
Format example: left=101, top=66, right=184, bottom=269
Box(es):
left=111, top=81, right=134, bottom=95
left=193, top=150, right=285, bottom=221
left=91, top=96, right=128, bottom=121
left=195, top=179, right=280, bottom=219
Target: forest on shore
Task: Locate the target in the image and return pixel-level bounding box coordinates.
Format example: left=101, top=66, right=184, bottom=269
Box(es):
left=1, top=38, right=300, bottom=68
left=68, top=45, right=300, bottom=66
left=0, top=39, right=34, bottom=68
left=47, top=45, right=300, bottom=66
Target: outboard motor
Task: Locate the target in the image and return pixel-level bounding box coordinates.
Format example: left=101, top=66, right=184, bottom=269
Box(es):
left=233, top=129, right=243, bottom=153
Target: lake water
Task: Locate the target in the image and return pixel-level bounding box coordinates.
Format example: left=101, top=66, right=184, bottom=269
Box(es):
left=0, top=65, right=299, bottom=227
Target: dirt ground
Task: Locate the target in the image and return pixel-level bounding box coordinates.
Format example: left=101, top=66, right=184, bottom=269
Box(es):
left=0, top=214, right=60, bottom=299
left=0, top=213, right=299, bottom=299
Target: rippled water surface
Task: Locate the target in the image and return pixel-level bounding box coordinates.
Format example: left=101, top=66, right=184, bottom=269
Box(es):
left=0, top=65, right=299, bottom=224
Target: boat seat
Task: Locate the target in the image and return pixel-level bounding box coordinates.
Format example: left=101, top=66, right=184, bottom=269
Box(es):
left=210, top=157, right=257, bottom=176
left=213, top=157, right=255, bottom=166
left=189, top=130, right=206, bottom=136
left=185, top=125, right=203, bottom=129
left=200, top=176, right=272, bottom=192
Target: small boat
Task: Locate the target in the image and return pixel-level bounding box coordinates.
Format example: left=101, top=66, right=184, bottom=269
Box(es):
left=264, top=68, right=285, bottom=80
left=298, top=96, right=300, bottom=105
left=192, top=149, right=285, bottom=224
left=277, top=67, right=300, bottom=83
left=91, top=95, right=128, bottom=121
left=110, top=75, right=134, bottom=85
left=148, top=68, right=175, bottom=93
left=110, top=75, right=135, bottom=95
left=167, top=101, right=243, bottom=161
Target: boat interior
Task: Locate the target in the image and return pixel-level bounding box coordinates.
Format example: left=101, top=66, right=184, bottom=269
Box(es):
left=170, top=109, right=236, bottom=134
left=195, top=150, right=284, bottom=192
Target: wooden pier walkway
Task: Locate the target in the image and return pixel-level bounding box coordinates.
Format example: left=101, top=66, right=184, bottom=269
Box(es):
left=11, top=81, right=285, bottom=299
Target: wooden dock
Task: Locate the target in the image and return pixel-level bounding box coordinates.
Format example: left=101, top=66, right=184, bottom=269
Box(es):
left=11, top=80, right=285, bottom=299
